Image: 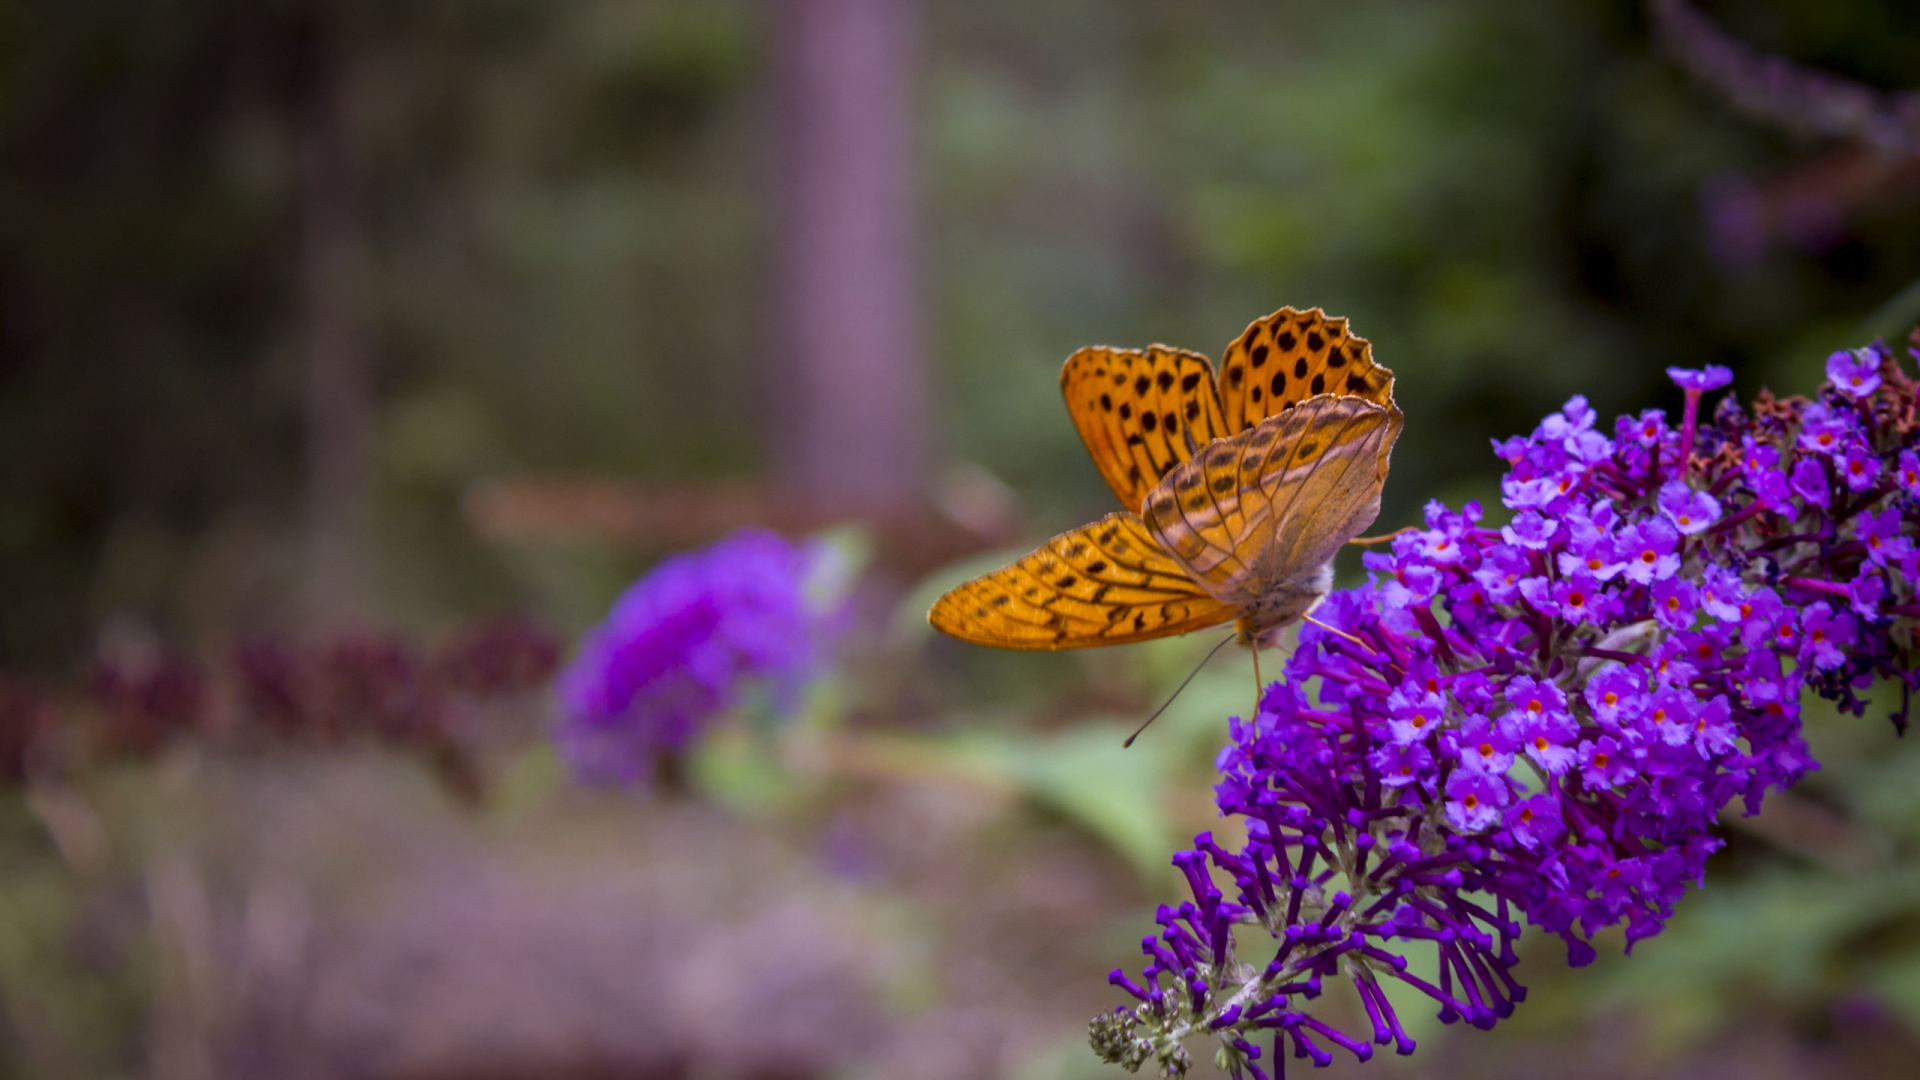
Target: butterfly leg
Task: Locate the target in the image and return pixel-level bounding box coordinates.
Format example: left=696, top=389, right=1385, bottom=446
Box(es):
left=1348, top=525, right=1416, bottom=546
left=1251, top=643, right=1263, bottom=727
left=1234, top=616, right=1265, bottom=735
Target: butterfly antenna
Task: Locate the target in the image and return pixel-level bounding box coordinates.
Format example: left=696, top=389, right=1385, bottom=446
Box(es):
left=1302, top=613, right=1369, bottom=649
left=1124, top=632, right=1237, bottom=748
left=1348, top=525, right=1416, bottom=546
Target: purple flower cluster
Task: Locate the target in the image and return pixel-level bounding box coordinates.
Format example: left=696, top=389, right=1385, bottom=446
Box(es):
left=556, top=529, right=838, bottom=784
left=1092, top=345, right=1920, bottom=1077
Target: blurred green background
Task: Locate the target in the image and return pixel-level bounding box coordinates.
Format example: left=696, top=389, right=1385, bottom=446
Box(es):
left=3, top=0, right=1920, bottom=1077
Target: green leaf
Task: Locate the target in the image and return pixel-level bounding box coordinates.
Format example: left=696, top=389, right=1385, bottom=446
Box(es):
left=959, top=723, right=1175, bottom=883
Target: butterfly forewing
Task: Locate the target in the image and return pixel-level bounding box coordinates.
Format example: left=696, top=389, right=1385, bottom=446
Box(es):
left=1142, top=396, right=1401, bottom=609
left=928, top=512, right=1237, bottom=649
left=1257, top=400, right=1403, bottom=580
left=1060, top=345, right=1231, bottom=513
left=1216, top=308, right=1394, bottom=435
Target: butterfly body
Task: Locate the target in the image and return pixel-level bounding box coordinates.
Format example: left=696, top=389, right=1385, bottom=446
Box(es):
left=929, top=308, right=1400, bottom=652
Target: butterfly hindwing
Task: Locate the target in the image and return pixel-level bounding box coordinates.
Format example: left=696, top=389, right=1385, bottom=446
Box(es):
left=1216, top=308, right=1394, bottom=435
left=1060, top=345, right=1231, bottom=513
left=927, top=512, right=1237, bottom=650
left=1142, top=395, right=1401, bottom=606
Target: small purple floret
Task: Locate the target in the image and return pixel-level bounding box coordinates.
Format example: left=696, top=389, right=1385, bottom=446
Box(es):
left=1666, top=365, right=1733, bottom=392
left=1828, top=348, right=1883, bottom=399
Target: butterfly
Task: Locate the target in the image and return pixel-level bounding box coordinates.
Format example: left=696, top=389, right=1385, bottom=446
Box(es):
left=928, top=307, right=1402, bottom=655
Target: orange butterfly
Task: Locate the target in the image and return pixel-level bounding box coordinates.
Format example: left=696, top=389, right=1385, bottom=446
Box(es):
left=928, top=307, right=1402, bottom=658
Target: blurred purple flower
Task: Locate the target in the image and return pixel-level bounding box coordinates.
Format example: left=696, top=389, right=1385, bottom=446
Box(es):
left=556, top=530, right=840, bottom=784
left=1093, top=345, right=1920, bottom=1078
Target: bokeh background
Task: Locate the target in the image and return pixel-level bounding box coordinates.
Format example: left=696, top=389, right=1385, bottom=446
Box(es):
left=4, top=1, right=1920, bottom=1077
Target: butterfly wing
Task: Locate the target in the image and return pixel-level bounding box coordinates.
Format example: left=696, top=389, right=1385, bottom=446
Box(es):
left=1254, top=398, right=1403, bottom=580
left=1142, top=395, right=1402, bottom=607
left=928, top=512, right=1236, bottom=650
left=1060, top=345, right=1232, bottom=513
left=1215, top=308, right=1395, bottom=435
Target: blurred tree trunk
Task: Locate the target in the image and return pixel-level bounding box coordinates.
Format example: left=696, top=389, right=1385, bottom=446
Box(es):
left=770, top=0, right=927, bottom=510
left=297, top=30, right=375, bottom=630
